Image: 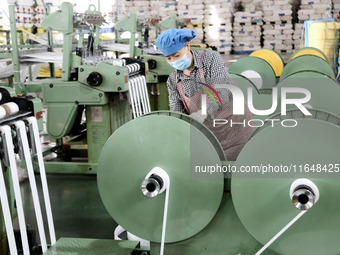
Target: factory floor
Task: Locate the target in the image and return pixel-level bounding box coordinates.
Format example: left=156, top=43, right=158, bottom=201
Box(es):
left=17, top=174, right=117, bottom=244
left=17, top=52, right=292, bottom=246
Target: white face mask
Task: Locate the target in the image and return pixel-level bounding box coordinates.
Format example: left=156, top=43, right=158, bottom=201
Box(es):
left=169, top=48, right=191, bottom=71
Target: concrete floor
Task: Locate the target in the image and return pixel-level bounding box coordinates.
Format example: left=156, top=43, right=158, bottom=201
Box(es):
left=18, top=174, right=117, bottom=244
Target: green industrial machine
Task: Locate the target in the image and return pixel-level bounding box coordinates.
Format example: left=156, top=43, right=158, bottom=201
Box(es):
left=114, top=11, right=208, bottom=112
left=31, top=2, right=159, bottom=174
left=0, top=5, right=66, bottom=93
left=37, top=3, right=205, bottom=175
left=113, top=12, right=175, bottom=112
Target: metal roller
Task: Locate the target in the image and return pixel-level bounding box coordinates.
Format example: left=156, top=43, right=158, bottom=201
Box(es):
left=228, top=56, right=277, bottom=91
left=279, top=55, right=335, bottom=81
left=231, top=115, right=340, bottom=255
left=250, top=49, right=285, bottom=77
left=97, top=111, right=224, bottom=243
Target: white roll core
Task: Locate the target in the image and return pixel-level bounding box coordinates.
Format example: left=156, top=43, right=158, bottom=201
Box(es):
left=0, top=106, right=6, bottom=119
left=289, top=178, right=320, bottom=203
left=2, top=102, right=19, bottom=116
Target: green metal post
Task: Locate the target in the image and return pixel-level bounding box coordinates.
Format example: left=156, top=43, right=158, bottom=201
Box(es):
left=115, top=12, right=138, bottom=57
left=159, top=14, right=177, bottom=29
left=62, top=33, right=73, bottom=81
left=41, top=2, right=74, bottom=81
left=47, top=28, right=56, bottom=78
left=78, top=33, right=84, bottom=47
left=9, top=5, right=21, bottom=84
left=18, top=31, right=24, bottom=45
left=28, top=66, right=33, bottom=81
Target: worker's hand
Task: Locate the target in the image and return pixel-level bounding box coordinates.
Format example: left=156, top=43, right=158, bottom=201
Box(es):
left=190, top=111, right=206, bottom=123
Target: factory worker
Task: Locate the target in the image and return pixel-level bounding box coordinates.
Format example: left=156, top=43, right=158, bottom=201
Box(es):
left=155, top=28, right=253, bottom=160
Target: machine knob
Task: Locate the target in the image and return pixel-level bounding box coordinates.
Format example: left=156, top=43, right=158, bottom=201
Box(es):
left=87, top=72, right=103, bottom=87
left=147, top=59, right=157, bottom=70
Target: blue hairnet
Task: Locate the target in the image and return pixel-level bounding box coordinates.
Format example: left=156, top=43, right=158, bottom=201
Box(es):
left=155, top=28, right=196, bottom=56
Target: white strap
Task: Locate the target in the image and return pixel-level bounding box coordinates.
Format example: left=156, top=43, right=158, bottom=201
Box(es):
left=0, top=161, right=18, bottom=255
left=160, top=179, right=170, bottom=255
left=141, top=76, right=151, bottom=114
left=26, top=117, right=56, bottom=245
left=128, top=80, right=137, bottom=119
left=136, top=76, right=147, bottom=115
left=255, top=210, right=307, bottom=255
left=132, top=78, right=143, bottom=117
left=14, top=121, right=48, bottom=252
left=0, top=125, right=30, bottom=255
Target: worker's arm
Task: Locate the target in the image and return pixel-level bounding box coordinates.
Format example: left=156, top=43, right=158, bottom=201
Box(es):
left=167, top=75, right=186, bottom=113
left=205, top=51, right=234, bottom=117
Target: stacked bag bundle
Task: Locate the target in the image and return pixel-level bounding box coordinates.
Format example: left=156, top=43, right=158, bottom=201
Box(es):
left=177, top=0, right=204, bottom=43
left=298, top=0, right=332, bottom=21
left=233, top=0, right=263, bottom=53
left=150, top=0, right=176, bottom=18
left=150, top=0, right=177, bottom=39
left=204, top=0, right=233, bottom=54
left=293, top=23, right=304, bottom=50
left=262, top=0, right=293, bottom=53
left=114, top=0, right=130, bottom=20
left=125, top=0, right=151, bottom=18
left=334, top=0, right=340, bottom=20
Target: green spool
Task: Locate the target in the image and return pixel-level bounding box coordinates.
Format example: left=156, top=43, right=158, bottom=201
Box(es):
left=232, top=117, right=340, bottom=255
left=276, top=72, right=340, bottom=117
left=250, top=49, right=285, bottom=77
left=289, top=47, right=329, bottom=63
left=97, top=112, right=224, bottom=243
left=229, top=73, right=260, bottom=96
left=279, top=55, right=335, bottom=81
left=228, top=57, right=277, bottom=90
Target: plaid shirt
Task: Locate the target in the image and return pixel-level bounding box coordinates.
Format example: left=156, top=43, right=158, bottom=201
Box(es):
left=166, top=50, right=235, bottom=116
